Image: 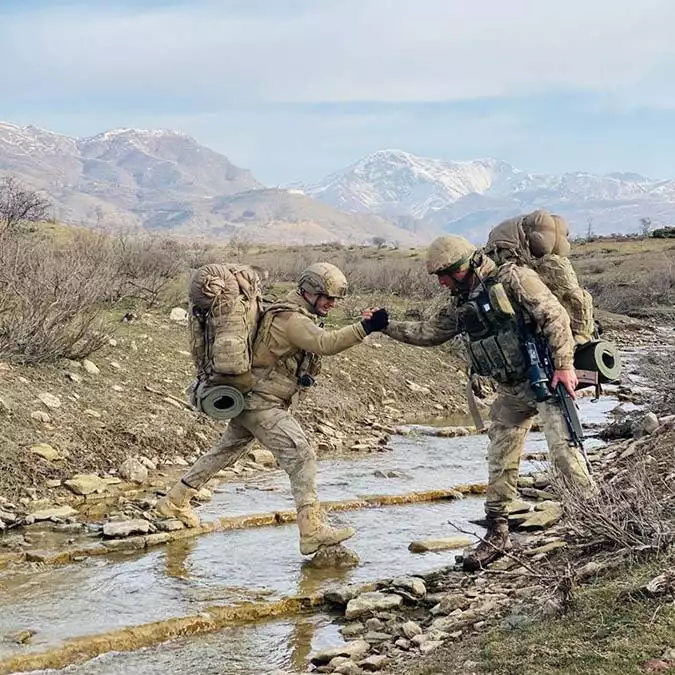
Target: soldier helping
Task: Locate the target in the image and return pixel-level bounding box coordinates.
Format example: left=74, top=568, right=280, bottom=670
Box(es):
left=385, top=227, right=598, bottom=571
left=157, top=263, right=389, bottom=555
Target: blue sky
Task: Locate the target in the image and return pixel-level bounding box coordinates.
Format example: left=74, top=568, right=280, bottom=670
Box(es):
left=1, top=0, right=674, bottom=184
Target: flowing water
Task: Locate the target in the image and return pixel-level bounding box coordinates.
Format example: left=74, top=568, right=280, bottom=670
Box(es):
left=0, top=396, right=624, bottom=675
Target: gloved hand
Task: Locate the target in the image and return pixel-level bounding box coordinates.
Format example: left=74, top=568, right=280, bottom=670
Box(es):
left=361, top=308, right=389, bottom=335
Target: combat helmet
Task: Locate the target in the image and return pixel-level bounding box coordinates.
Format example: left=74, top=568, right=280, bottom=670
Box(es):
left=298, top=262, right=348, bottom=299
left=426, top=235, right=477, bottom=275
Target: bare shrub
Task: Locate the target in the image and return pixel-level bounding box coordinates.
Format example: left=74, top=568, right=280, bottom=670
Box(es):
left=0, top=230, right=115, bottom=363
left=552, top=446, right=674, bottom=554
left=113, top=235, right=187, bottom=308
left=0, top=176, right=51, bottom=233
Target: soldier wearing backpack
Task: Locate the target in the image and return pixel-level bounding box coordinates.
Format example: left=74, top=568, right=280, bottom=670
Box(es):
left=157, top=262, right=389, bottom=556
left=382, top=224, right=597, bottom=571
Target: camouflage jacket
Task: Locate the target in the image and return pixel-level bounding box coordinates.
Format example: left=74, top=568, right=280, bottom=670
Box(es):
left=385, top=262, right=575, bottom=371
left=247, top=291, right=366, bottom=408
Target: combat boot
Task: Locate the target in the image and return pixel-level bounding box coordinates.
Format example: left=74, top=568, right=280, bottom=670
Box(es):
left=297, top=503, right=355, bottom=555
left=462, top=516, right=512, bottom=572
left=156, top=481, right=200, bottom=528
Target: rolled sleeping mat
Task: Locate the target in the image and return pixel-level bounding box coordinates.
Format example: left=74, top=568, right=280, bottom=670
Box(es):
left=197, top=384, right=245, bottom=420
left=574, top=340, right=622, bottom=383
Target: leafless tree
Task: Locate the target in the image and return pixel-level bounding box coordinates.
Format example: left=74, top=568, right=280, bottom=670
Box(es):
left=639, top=216, right=652, bottom=237
left=0, top=175, right=51, bottom=233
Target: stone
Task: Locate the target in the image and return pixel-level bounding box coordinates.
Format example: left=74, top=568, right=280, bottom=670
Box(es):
left=507, top=499, right=533, bottom=515
left=334, top=661, right=363, bottom=675
left=30, top=443, right=61, bottom=461
left=82, top=359, right=100, bottom=375
left=30, top=505, right=78, bottom=521
left=309, top=544, right=360, bottom=569
left=408, top=536, right=473, bottom=553
left=67, top=372, right=82, bottom=384
left=30, top=411, right=51, bottom=423
left=339, top=622, right=365, bottom=638
left=64, top=474, right=107, bottom=496
left=641, top=412, right=660, bottom=436
left=156, top=519, right=185, bottom=532
left=430, top=593, right=471, bottom=616
left=194, top=487, right=212, bottom=502
left=525, top=540, right=567, bottom=557
left=364, top=617, right=384, bottom=632
left=392, top=575, right=426, bottom=598
left=363, top=631, right=392, bottom=643
left=169, top=456, right=190, bottom=467
left=326, top=584, right=377, bottom=606
left=169, top=307, right=189, bottom=323
left=534, top=499, right=562, bottom=512
left=419, top=641, right=443, bottom=655
left=519, top=503, right=563, bottom=530
left=394, top=638, right=411, bottom=650
left=310, top=639, right=370, bottom=665
left=84, top=409, right=102, bottom=418
left=118, top=458, right=149, bottom=484
left=517, top=476, right=535, bottom=488
left=103, top=519, right=152, bottom=538
left=247, top=448, right=277, bottom=468
left=37, top=393, right=61, bottom=409
left=139, top=456, right=157, bottom=471
left=520, top=487, right=556, bottom=501
left=358, top=654, right=389, bottom=671
left=345, top=592, right=403, bottom=619
left=400, top=620, right=422, bottom=639
left=532, top=472, right=550, bottom=489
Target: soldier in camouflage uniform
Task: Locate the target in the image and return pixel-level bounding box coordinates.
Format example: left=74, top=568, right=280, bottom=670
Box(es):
left=157, top=263, right=389, bottom=555
left=384, top=235, right=596, bottom=571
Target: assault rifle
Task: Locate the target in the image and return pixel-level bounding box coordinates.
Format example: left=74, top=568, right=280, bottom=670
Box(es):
left=522, top=334, right=592, bottom=474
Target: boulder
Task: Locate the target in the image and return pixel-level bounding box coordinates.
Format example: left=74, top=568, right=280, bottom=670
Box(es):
left=118, top=458, right=149, bottom=484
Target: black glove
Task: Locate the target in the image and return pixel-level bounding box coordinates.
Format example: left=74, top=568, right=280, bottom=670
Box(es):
left=361, top=309, right=389, bottom=335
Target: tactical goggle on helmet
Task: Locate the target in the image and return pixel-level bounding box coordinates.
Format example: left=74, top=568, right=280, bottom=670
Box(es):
left=298, top=262, right=348, bottom=299
left=425, top=235, right=476, bottom=276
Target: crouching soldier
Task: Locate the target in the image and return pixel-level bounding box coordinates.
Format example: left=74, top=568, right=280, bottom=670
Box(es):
left=157, top=263, right=389, bottom=555
left=383, top=236, right=597, bottom=571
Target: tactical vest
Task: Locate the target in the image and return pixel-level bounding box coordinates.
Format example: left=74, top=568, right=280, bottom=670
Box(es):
left=249, top=300, right=323, bottom=400
left=457, top=281, right=528, bottom=384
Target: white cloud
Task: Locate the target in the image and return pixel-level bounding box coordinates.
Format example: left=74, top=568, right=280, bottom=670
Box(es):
left=1, top=0, right=674, bottom=104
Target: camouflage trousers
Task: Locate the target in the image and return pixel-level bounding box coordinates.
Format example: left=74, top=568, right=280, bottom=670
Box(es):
left=485, top=381, right=596, bottom=518
left=181, top=407, right=317, bottom=509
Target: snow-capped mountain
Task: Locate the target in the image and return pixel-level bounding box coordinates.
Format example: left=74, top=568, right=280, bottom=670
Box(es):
left=307, top=150, right=675, bottom=237
left=0, top=122, right=422, bottom=245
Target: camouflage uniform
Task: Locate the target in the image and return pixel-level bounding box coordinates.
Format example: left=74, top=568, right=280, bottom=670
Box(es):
left=385, top=235, right=596, bottom=569
left=158, top=264, right=369, bottom=555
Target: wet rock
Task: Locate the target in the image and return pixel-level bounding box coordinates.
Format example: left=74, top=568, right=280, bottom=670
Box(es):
left=310, top=639, right=370, bottom=665
left=156, top=519, right=185, bottom=532
left=169, top=307, right=188, bottom=323
left=408, top=536, right=473, bottom=553
left=400, top=620, right=423, bottom=639
left=30, top=411, right=51, bottom=423
left=339, top=622, right=365, bottom=639
left=30, top=443, right=61, bottom=461
left=345, top=591, right=403, bottom=619
left=519, top=503, right=563, bottom=530
left=308, top=545, right=360, bottom=569
left=37, top=392, right=61, bottom=409
left=118, top=458, right=149, bottom=484
left=102, top=519, right=152, bottom=538
left=391, top=575, right=426, bottom=599
left=29, top=505, right=78, bottom=521
left=359, top=654, right=389, bottom=671
left=64, top=474, right=107, bottom=496
left=247, top=448, right=277, bottom=468
left=81, top=359, right=100, bottom=375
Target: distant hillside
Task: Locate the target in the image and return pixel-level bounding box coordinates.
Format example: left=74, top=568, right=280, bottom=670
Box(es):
left=0, top=122, right=425, bottom=245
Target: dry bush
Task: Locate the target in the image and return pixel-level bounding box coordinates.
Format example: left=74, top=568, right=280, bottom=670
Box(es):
left=0, top=230, right=116, bottom=363
left=553, top=447, right=675, bottom=554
